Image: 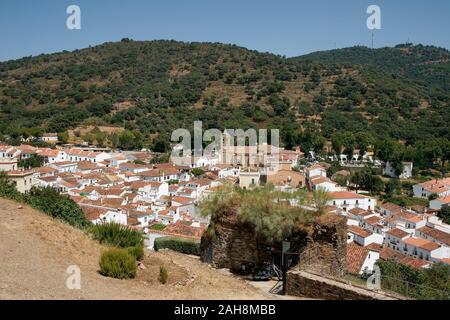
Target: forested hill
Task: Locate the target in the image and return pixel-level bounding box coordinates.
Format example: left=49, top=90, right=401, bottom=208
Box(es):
left=295, top=44, right=450, bottom=99
left=0, top=40, right=449, bottom=169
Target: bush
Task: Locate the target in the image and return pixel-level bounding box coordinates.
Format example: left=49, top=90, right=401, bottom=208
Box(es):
left=159, top=266, right=168, bottom=284
left=25, top=187, right=89, bottom=228
left=154, top=236, right=201, bottom=255
left=99, top=248, right=137, bottom=279
left=376, top=260, right=450, bottom=300
left=127, top=245, right=144, bottom=261
left=89, top=223, right=144, bottom=248
left=0, top=173, right=23, bottom=201
left=0, top=177, right=89, bottom=228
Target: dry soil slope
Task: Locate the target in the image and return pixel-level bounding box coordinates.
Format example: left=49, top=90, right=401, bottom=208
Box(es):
left=0, top=198, right=270, bottom=300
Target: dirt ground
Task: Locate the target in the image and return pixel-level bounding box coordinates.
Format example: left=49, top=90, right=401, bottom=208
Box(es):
left=0, top=198, right=303, bottom=300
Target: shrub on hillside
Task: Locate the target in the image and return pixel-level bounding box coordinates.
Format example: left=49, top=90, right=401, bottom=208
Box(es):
left=99, top=248, right=137, bottom=279
left=0, top=173, right=23, bottom=201
left=89, top=223, right=144, bottom=248
left=159, top=266, right=168, bottom=284
left=154, top=236, right=200, bottom=255
left=25, top=187, right=89, bottom=228
left=127, top=245, right=145, bottom=261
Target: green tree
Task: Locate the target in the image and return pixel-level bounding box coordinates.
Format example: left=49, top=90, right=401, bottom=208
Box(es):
left=437, top=205, right=450, bottom=224
left=239, top=185, right=308, bottom=263
left=312, top=189, right=332, bottom=215
left=191, top=168, right=205, bottom=177
left=18, top=154, right=44, bottom=169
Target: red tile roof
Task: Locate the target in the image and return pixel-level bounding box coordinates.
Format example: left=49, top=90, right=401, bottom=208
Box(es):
left=346, top=243, right=369, bottom=274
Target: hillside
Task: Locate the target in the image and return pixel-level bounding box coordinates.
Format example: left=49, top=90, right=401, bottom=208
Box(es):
left=0, top=40, right=449, bottom=166
left=0, top=198, right=273, bottom=300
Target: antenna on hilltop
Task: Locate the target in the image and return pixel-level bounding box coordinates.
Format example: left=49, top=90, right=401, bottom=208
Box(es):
left=371, top=31, right=374, bottom=49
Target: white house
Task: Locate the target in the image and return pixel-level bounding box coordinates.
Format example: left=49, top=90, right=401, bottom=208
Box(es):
left=413, top=178, right=450, bottom=199
left=348, top=225, right=382, bottom=246
left=384, top=161, right=413, bottom=179
left=415, top=226, right=450, bottom=258
left=397, top=213, right=427, bottom=233
left=430, top=196, right=450, bottom=210
left=40, top=133, right=59, bottom=143
left=0, top=158, right=18, bottom=172
left=211, top=165, right=240, bottom=179
left=95, top=210, right=128, bottom=225
left=384, top=228, right=411, bottom=251
left=309, top=176, right=341, bottom=192
left=130, top=181, right=169, bottom=202
left=36, top=149, right=67, bottom=164
left=306, top=164, right=327, bottom=179
left=379, top=202, right=403, bottom=217
left=329, top=191, right=376, bottom=212
left=49, top=161, right=78, bottom=173
left=400, top=237, right=444, bottom=262
left=347, top=243, right=380, bottom=275
left=118, top=162, right=149, bottom=174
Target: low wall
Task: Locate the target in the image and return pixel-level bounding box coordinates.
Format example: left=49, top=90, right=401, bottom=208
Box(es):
left=286, top=270, right=398, bottom=300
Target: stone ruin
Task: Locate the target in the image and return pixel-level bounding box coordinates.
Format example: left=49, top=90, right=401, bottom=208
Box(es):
left=200, top=209, right=347, bottom=278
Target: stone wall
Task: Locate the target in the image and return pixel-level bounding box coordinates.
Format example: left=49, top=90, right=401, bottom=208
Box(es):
left=286, top=270, right=397, bottom=300
left=200, top=223, right=273, bottom=271
left=297, top=216, right=347, bottom=278
left=201, top=213, right=347, bottom=278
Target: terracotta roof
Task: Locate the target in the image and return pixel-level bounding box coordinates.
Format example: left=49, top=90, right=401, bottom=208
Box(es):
left=419, top=178, right=450, bottom=194
left=435, top=195, right=450, bottom=204
left=119, top=162, right=148, bottom=170
left=403, top=237, right=441, bottom=251
left=364, top=215, right=382, bottom=227
left=150, top=221, right=205, bottom=240
left=349, top=207, right=370, bottom=216
left=386, top=228, right=409, bottom=239
left=171, top=196, right=194, bottom=205
left=366, top=243, right=383, bottom=252
left=379, top=247, right=430, bottom=268
left=401, top=213, right=425, bottom=224
left=310, top=176, right=333, bottom=185
left=416, top=226, right=450, bottom=247
left=35, top=166, right=58, bottom=174
left=81, top=206, right=108, bottom=221
left=330, top=191, right=367, bottom=199
left=346, top=243, right=369, bottom=274
left=7, top=170, right=34, bottom=177
left=139, top=170, right=163, bottom=177
left=348, top=225, right=372, bottom=238
left=380, top=202, right=403, bottom=213
left=100, top=198, right=124, bottom=208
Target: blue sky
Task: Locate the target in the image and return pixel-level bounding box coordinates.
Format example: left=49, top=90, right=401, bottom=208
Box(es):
left=0, top=0, right=449, bottom=61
